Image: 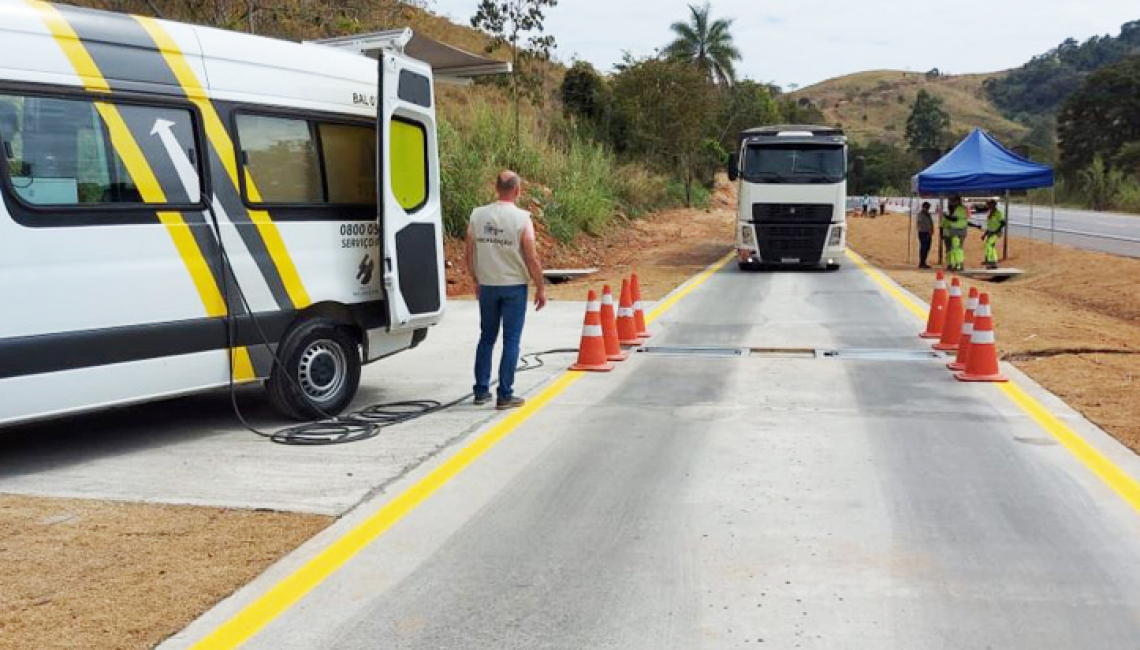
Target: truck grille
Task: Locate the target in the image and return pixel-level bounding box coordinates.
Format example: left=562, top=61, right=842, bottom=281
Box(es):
left=754, top=224, right=828, bottom=264
left=751, top=203, right=833, bottom=224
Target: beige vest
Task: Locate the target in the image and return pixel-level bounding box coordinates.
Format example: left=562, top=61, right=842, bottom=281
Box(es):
left=471, top=201, right=532, bottom=286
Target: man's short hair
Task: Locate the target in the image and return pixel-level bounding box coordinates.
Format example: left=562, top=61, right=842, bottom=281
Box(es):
left=496, top=171, right=520, bottom=194
left=922, top=201, right=931, bottom=210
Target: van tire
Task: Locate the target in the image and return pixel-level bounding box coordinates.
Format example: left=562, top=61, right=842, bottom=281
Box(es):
left=266, top=318, right=361, bottom=421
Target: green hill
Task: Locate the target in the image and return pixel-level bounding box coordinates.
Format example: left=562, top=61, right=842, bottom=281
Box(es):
left=791, top=70, right=1028, bottom=147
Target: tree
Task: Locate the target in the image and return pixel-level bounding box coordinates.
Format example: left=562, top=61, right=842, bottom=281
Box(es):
left=1077, top=155, right=1124, bottom=210
left=1057, top=54, right=1140, bottom=178
left=560, top=60, right=608, bottom=122
left=662, top=3, right=741, bottom=85
left=612, top=57, right=718, bottom=205
left=847, top=141, right=920, bottom=195
left=471, top=0, right=558, bottom=155
left=716, top=79, right=779, bottom=151
left=904, top=89, right=950, bottom=152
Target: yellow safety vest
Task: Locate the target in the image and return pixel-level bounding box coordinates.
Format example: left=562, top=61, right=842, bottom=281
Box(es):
left=986, top=208, right=1004, bottom=234
left=949, top=205, right=969, bottom=230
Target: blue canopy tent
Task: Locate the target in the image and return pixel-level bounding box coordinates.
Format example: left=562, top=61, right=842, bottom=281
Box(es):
left=909, top=129, right=1055, bottom=265
left=913, top=128, right=1054, bottom=194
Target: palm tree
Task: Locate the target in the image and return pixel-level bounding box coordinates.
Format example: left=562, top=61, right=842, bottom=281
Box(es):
left=663, top=3, right=741, bottom=85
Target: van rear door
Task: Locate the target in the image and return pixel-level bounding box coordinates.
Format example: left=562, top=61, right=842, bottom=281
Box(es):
left=379, top=51, right=444, bottom=332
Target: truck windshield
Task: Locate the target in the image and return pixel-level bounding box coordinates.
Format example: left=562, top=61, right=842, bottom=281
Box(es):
left=743, top=144, right=845, bottom=184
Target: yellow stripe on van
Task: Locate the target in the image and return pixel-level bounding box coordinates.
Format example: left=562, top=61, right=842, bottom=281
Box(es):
left=26, top=1, right=111, bottom=93
left=135, top=15, right=312, bottom=310
left=232, top=347, right=256, bottom=382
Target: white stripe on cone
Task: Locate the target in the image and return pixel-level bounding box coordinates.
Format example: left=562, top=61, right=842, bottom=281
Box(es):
left=935, top=280, right=946, bottom=289
left=618, top=307, right=634, bottom=317
left=587, top=301, right=601, bottom=311
left=602, top=294, right=614, bottom=304
left=971, top=329, right=995, bottom=344
left=582, top=324, right=603, bottom=337
left=966, top=298, right=979, bottom=310
left=961, top=322, right=974, bottom=335
left=949, top=285, right=962, bottom=297
left=975, top=304, right=992, bottom=317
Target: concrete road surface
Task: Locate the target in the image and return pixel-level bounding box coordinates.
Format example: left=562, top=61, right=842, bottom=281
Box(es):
left=1006, top=204, right=1140, bottom=258
left=167, top=259, right=1140, bottom=649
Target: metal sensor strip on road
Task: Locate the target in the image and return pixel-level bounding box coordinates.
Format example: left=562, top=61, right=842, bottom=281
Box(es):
left=635, top=346, right=947, bottom=361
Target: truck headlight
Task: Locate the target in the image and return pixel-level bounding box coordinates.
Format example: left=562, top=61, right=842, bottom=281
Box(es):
left=741, top=225, right=755, bottom=246
left=828, top=226, right=843, bottom=247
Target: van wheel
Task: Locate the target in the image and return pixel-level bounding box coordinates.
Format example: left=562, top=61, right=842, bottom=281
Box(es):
left=266, top=319, right=361, bottom=421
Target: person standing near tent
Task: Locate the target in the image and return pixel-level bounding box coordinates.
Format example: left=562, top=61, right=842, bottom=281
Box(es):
left=945, top=195, right=969, bottom=271
left=861, top=194, right=870, bottom=216
left=916, top=201, right=934, bottom=269
left=982, top=198, right=1005, bottom=269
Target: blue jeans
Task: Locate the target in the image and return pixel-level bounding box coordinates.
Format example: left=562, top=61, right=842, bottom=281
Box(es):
left=474, top=284, right=528, bottom=400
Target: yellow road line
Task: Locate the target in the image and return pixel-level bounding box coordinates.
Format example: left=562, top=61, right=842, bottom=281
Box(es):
left=846, top=248, right=1140, bottom=518
left=646, top=252, right=734, bottom=324
left=135, top=15, right=312, bottom=309
left=192, top=255, right=730, bottom=648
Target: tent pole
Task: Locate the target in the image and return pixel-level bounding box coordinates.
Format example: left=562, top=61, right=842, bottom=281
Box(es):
left=937, top=197, right=944, bottom=266
left=1028, top=199, right=1034, bottom=263
left=906, top=194, right=913, bottom=266
left=1002, top=190, right=1010, bottom=261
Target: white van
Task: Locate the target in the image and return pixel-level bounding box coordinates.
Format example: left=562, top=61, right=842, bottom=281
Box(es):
left=0, top=2, right=447, bottom=424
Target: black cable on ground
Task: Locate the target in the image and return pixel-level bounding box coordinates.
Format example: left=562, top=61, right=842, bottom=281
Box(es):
left=264, top=348, right=578, bottom=446
left=207, top=200, right=579, bottom=445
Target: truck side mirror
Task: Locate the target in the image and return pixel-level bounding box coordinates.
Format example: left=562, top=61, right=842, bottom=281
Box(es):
left=727, top=153, right=739, bottom=181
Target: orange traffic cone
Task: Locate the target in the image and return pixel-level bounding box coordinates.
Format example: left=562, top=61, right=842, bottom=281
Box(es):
left=631, top=272, right=650, bottom=339
left=933, top=278, right=965, bottom=352
left=617, top=279, right=642, bottom=346
left=955, top=293, right=1008, bottom=382
left=600, top=284, right=627, bottom=362
left=570, top=290, right=615, bottom=372
left=919, top=271, right=949, bottom=339
left=947, top=287, right=979, bottom=371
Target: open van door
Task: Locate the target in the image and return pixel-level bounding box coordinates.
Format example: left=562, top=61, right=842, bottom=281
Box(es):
left=379, top=51, right=445, bottom=332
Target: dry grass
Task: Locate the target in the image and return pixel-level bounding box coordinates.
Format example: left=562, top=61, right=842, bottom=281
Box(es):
left=0, top=496, right=330, bottom=649
left=848, top=212, right=1140, bottom=453
left=793, top=70, right=1027, bottom=146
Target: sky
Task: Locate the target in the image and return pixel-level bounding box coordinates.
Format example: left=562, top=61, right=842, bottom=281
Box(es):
left=434, top=0, right=1138, bottom=89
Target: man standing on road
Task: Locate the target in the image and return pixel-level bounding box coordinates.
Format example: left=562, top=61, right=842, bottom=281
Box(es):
left=465, top=171, right=547, bottom=410
left=916, top=201, right=934, bottom=269
left=946, top=195, right=969, bottom=271
left=982, top=199, right=1005, bottom=269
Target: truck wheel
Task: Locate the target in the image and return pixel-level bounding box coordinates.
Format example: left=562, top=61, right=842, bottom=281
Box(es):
left=266, top=318, right=361, bottom=421
left=738, top=260, right=760, bottom=272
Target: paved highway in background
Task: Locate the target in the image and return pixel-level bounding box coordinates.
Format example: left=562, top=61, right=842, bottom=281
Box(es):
left=169, top=259, right=1140, bottom=649
left=870, top=198, right=1140, bottom=258
left=1006, top=204, right=1140, bottom=258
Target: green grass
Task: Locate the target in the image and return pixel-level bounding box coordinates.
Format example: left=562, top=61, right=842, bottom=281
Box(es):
left=439, top=99, right=679, bottom=242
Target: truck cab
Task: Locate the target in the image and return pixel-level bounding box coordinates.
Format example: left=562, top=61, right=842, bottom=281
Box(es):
left=728, top=125, right=848, bottom=270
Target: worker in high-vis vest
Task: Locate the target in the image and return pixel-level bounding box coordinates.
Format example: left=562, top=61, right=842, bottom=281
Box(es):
left=946, top=195, right=969, bottom=271
left=982, top=198, right=1005, bottom=269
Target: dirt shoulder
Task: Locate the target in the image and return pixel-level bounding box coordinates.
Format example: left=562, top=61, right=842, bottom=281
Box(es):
left=445, top=180, right=736, bottom=301
left=0, top=496, right=329, bottom=649
left=848, top=212, right=1140, bottom=453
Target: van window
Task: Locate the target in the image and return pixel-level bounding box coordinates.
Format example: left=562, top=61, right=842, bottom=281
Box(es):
left=0, top=94, right=200, bottom=207
left=390, top=118, right=427, bottom=212
left=236, top=114, right=322, bottom=204
left=319, top=122, right=375, bottom=205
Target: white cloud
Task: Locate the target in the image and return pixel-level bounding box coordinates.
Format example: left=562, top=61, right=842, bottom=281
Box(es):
left=435, top=0, right=1137, bottom=88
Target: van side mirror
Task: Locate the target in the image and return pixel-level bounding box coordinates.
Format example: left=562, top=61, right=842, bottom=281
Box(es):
left=727, top=153, right=739, bottom=181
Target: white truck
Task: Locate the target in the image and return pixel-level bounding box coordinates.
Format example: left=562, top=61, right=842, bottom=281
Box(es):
left=728, top=125, right=848, bottom=271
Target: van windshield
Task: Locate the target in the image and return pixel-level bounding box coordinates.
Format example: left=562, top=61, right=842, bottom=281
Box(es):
left=743, top=144, right=845, bottom=184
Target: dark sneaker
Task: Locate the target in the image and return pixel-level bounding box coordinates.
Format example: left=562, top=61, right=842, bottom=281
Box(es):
left=496, top=396, right=525, bottom=411
left=473, top=393, right=493, bottom=406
